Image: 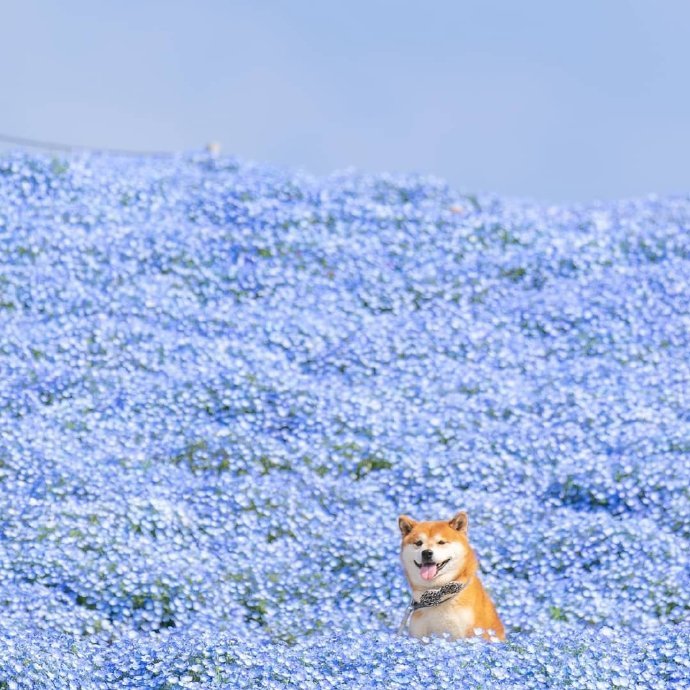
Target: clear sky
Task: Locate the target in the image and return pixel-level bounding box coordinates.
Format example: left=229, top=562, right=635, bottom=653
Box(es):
left=1, top=0, right=689, bottom=203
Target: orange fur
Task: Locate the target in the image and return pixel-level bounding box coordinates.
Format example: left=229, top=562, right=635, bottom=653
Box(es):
left=398, top=512, right=505, bottom=641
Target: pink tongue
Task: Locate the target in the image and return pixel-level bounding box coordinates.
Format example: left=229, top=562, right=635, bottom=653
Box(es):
left=420, top=564, right=438, bottom=581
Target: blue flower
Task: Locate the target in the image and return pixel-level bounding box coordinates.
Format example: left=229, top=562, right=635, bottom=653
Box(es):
left=0, top=150, right=687, bottom=687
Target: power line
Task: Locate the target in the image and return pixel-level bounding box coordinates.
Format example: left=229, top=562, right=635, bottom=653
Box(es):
left=0, top=131, right=176, bottom=157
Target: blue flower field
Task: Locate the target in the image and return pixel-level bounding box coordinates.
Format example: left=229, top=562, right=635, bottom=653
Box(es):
left=0, top=151, right=688, bottom=688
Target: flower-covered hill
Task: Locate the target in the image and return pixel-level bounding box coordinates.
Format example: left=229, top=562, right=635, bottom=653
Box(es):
left=0, top=151, right=688, bottom=688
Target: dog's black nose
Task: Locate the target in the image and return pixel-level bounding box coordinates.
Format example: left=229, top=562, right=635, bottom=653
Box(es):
left=421, top=549, right=434, bottom=561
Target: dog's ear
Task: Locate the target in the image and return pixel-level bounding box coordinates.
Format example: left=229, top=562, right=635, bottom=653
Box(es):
left=449, top=511, right=469, bottom=535
left=398, top=515, right=417, bottom=537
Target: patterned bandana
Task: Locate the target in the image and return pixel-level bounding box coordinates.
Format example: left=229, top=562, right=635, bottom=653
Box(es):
left=397, top=578, right=472, bottom=634
left=412, top=580, right=469, bottom=610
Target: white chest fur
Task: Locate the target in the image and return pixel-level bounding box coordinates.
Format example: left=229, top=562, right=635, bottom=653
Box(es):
left=408, top=601, right=475, bottom=639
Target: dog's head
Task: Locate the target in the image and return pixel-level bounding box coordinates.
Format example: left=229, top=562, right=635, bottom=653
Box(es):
left=398, top=511, right=476, bottom=589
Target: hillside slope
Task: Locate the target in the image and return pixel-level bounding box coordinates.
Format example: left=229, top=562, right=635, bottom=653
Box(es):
left=0, top=152, right=688, bottom=688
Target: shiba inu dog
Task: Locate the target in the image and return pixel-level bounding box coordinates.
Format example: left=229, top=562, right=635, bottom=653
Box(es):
left=398, top=511, right=505, bottom=641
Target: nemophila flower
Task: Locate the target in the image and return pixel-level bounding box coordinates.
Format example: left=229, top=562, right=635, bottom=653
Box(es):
left=0, top=151, right=688, bottom=687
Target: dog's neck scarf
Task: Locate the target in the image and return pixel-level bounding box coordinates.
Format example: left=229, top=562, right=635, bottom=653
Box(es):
left=397, top=578, right=472, bottom=635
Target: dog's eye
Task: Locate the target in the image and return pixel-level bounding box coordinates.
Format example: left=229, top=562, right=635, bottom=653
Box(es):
left=414, top=540, right=423, bottom=547
left=437, top=540, right=446, bottom=545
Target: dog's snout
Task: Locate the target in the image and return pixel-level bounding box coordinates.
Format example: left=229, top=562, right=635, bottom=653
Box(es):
left=421, top=549, right=434, bottom=561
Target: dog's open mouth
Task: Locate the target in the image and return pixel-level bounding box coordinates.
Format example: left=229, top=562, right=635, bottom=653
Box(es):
left=414, top=558, right=451, bottom=581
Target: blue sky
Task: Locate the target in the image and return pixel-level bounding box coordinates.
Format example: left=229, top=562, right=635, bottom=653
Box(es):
left=1, top=0, right=689, bottom=202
